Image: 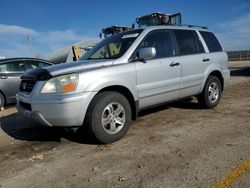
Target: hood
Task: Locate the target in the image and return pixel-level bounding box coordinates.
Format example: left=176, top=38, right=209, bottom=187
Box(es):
left=44, top=59, right=114, bottom=76
left=21, top=59, right=114, bottom=81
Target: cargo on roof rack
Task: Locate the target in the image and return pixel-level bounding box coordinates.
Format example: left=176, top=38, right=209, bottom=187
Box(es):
left=136, top=12, right=182, bottom=27
left=102, top=25, right=132, bottom=38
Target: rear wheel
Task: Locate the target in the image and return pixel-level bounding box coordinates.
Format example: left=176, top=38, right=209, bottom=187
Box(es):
left=198, top=76, right=222, bottom=108
left=85, top=91, right=132, bottom=144
left=0, top=93, right=5, bottom=110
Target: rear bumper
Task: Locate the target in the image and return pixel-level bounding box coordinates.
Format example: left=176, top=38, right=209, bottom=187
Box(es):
left=16, top=92, right=97, bottom=127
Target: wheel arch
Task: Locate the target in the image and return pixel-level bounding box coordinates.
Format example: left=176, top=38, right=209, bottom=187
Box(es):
left=97, top=85, right=138, bottom=120
left=201, top=68, right=224, bottom=93
left=208, top=70, right=224, bottom=91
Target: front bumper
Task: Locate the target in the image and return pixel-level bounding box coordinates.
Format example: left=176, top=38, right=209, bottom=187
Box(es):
left=16, top=92, right=97, bottom=127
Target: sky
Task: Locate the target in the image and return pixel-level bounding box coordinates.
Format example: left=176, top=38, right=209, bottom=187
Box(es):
left=0, top=0, right=250, bottom=58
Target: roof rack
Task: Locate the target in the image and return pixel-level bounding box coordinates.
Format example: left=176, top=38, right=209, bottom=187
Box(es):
left=166, top=24, right=208, bottom=30
left=181, top=24, right=208, bottom=30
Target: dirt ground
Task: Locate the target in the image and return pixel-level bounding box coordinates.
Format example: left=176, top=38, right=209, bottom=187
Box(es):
left=0, top=61, right=249, bottom=188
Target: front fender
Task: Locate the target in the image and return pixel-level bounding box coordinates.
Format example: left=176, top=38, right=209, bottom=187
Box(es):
left=76, top=63, right=138, bottom=101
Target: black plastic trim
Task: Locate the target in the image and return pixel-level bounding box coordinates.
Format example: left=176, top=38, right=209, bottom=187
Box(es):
left=135, top=100, right=139, bottom=118
left=21, top=68, right=52, bottom=81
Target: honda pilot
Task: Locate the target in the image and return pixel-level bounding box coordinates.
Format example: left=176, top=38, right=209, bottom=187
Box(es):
left=16, top=25, right=230, bottom=143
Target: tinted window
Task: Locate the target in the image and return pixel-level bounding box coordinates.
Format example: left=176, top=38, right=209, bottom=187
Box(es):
left=174, top=30, right=204, bottom=55
left=200, top=31, right=222, bottom=52
left=0, top=61, right=26, bottom=72
left=133, top=30, right=174, bottom=59
left=28, top=61, right=50, bottom=69
left=0, top=63, right=7, bottom=72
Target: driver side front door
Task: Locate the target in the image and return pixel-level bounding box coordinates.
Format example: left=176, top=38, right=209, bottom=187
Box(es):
left=133, top=30, right=181, bottom=109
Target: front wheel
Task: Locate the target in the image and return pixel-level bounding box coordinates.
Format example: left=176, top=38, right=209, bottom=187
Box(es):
left=85, top=91, right=132, bottom=144
left=198, top=76, right=222, bottom=109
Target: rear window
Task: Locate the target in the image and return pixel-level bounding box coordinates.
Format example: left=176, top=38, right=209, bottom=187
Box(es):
left=200, top=31, right=222, bottom=52
left=174, top=30, right=204, bottom=56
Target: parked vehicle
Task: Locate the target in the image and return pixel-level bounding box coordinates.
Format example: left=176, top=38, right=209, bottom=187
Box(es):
left=0, top=58, right=53, bottom=109
left=16, top=25, right=230, bottom=143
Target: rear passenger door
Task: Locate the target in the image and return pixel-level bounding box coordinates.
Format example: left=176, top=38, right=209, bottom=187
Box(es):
left=132, top=30, right=181, bottom=109
left=173, top=29, right=208, bottom=98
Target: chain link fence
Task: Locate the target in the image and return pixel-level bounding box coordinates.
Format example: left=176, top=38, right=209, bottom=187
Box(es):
left=227, top=50, right=250, bottom=61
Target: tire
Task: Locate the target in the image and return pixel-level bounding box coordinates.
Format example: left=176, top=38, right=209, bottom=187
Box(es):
left=198, top=76, right=222, bottom=109
left=0, top=93, right=5, bottom=110
left=85, top=91, right=132, bottom=144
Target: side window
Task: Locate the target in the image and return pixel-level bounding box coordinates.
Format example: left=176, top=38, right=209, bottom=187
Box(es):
left=174, top=30, right=204, bottom=55
left=200, top=31, right=222, bottom=52
left=29, top=61, right=50, bottom=69
left=132, top=30, right=174, bottom=60
left=0, top=61, right=26, bottom=72
left=0, top=63, right=7, bottom=72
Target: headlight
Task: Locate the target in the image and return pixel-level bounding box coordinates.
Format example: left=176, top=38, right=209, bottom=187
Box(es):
left=41, top=73, right=79, bottom=93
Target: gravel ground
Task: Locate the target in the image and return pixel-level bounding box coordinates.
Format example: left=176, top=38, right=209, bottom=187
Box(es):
left=0, top=62, right=249, bottom=188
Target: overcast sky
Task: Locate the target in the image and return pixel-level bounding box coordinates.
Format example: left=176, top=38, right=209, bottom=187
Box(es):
left=0, top=0, right=250, bottom=58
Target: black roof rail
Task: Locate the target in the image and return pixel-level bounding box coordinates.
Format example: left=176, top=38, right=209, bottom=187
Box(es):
left=175, top=24, right=208, bottom=30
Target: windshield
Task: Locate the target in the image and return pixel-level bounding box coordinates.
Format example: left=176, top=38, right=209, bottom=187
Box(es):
left=80, top=29, right=143, bottom=60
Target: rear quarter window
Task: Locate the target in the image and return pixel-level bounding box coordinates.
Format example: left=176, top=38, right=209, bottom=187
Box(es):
left=200, top=31, right=222, bottom=52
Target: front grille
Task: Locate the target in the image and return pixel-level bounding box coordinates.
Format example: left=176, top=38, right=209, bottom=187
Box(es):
left=20, top=101, right=32, bottom=111
left=19, top=79, right=36, bottom=93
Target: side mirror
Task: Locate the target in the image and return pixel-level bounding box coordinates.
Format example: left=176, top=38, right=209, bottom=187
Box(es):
left=138, top=47, right=156, bottom=61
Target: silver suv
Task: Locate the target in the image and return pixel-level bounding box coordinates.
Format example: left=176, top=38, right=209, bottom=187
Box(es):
left=16, top=25, right=230, bottom=143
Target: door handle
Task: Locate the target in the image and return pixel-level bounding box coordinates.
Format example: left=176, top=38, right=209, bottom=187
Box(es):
left=0, top=76, right=8, bottom=79
left=203, top=58, right=210, bottom=62
left=170, top=62, right=180, bottom=67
